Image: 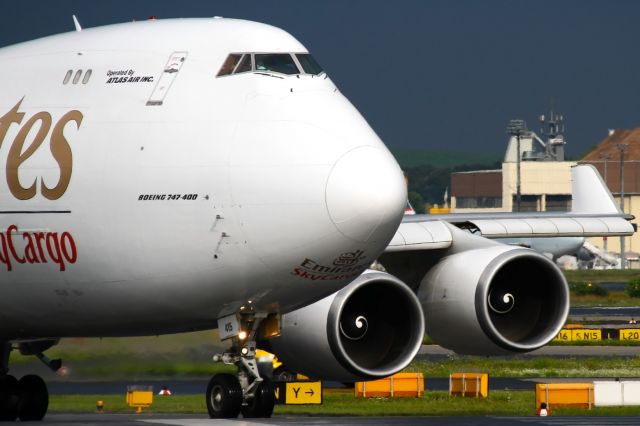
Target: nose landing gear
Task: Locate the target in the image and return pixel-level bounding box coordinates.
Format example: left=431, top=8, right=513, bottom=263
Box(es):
left=207, top=313, right=276, bottom=419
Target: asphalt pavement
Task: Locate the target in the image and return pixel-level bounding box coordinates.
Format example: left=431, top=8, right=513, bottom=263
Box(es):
left=570, top=306, right=640, bottom=317
left=37, top=414, right=640, bottom=426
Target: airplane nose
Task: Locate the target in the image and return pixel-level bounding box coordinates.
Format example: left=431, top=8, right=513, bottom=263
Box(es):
left=326, top=146, right=406, bottom=243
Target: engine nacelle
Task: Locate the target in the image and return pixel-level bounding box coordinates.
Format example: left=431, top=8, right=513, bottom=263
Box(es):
left=419, top=245, right=569, bottom=355
left=268, top=271, right=424, bottom=382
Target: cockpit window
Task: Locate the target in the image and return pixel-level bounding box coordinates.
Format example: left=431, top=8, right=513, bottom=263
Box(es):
left=254, top=54, right=300, bottom=75
left=296, top=54, right=323, bottom=75
left=217, top=54, right=242, bottom=76
left=235, top=54, right=253, bottom=74
left=216, top=52, right=324, bottom=77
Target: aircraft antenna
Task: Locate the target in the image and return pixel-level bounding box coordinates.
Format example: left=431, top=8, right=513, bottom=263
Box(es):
left=72, top=15, right=82, bottom=32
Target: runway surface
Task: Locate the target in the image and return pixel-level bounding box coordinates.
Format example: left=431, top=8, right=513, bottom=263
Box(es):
left=39, top=414, right=640, bottom=426
left=569, top=306, right=640, bottom=317
left=418, top=344, right=640, bottom=357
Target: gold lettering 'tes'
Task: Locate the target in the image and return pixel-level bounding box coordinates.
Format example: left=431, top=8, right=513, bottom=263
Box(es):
left=0, top=98, right=83, bottom=200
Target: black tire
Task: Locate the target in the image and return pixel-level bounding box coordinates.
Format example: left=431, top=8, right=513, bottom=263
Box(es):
left=0, top=375, right=19, bottom=422
left=241, top=378, right=275, bottom=418
left=205, top=373, right=242, bottom=418
left=18, top=375, right=49, bottom=421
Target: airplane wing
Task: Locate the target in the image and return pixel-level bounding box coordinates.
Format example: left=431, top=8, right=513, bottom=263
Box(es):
left=385, top=164, right=634, bottom=253
left=375, top=164, right=635, bottom=357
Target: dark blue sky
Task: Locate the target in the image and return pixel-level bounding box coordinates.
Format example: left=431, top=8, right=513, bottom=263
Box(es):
left=2, top=1, right=639, bottom=158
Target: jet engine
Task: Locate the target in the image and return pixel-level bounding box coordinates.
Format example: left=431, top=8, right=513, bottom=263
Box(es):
left=267, top=271, right=424, bottom=382
left=419, top=245, right=569, bottom=355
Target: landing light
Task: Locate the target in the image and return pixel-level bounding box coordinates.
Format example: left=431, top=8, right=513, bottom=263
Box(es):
left=56, top=366, right=70, bottom=377
left=241, top=347, right=249, bottom=355
left=238, top=331, right=248, bottom=340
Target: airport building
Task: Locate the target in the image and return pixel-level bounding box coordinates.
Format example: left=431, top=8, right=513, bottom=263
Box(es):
left=580, top=128, right=640, bottom=256
left=450, top=123, right=640, bottom=265
left=452, top=161, right=576, bottom=213
left=451, top=115, right=576, bottom=214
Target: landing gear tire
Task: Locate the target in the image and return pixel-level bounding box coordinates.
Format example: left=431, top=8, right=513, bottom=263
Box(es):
left=241, top=378, right=275, bottom=419
left=17, top=375, right=48, bottom=421
left=206, top=373, right=242, bottom=418
left=0, top=375, right=19, bottom=422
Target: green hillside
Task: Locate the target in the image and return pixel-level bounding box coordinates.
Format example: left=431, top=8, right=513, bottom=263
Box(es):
left=391, top=148, right=501, bottom=168
left=391, top=149, right=502, bottom=211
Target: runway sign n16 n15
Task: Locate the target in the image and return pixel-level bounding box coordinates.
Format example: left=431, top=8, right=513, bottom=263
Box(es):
left=274, top=381, right=322, bottom=405
left=571, top=329, right=601, bottom=341
left=554, top=328, right=602, bottom=341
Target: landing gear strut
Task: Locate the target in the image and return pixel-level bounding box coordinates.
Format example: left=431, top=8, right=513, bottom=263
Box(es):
left=0, top=341, right=57, bottom=422
left=207, top=313, right=275, bottom=418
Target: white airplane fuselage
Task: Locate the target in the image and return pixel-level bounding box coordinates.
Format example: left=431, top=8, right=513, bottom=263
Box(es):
left=0, top=18, right=406, bottom=339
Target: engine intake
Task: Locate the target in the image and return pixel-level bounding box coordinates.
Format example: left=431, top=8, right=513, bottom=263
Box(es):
left=419, top=246, right=569, bottom=355
left=268, top=271, right=424, bottom=381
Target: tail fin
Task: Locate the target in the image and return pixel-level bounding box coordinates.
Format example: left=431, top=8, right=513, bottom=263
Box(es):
left=571, top=164, right=620, bottom=214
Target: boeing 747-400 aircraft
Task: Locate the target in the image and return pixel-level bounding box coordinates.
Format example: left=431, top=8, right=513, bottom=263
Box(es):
left=0, top=17, right=634, bottom=421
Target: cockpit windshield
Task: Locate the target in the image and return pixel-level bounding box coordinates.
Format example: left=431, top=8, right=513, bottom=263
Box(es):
left=295, top=54, right=323, bottom=75
left=255, top=54, right=299, bottom=75
left=217, top=53, right=324, bottom=77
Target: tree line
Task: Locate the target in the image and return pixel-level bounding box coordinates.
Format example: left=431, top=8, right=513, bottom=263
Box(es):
left=404, top=161, right=501, bottom=213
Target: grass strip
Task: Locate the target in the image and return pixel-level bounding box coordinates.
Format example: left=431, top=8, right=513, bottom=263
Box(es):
left=279, top=390, right=532, bottom=416
left=49, top=391, right=640, bottom=416
left=569, top=291, right=640, bottom=307
left=563, top=270, right=640, bottom=283
left=409, top=356, right=640, bottom=378
left=47, top=391, right=538, bottom=416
